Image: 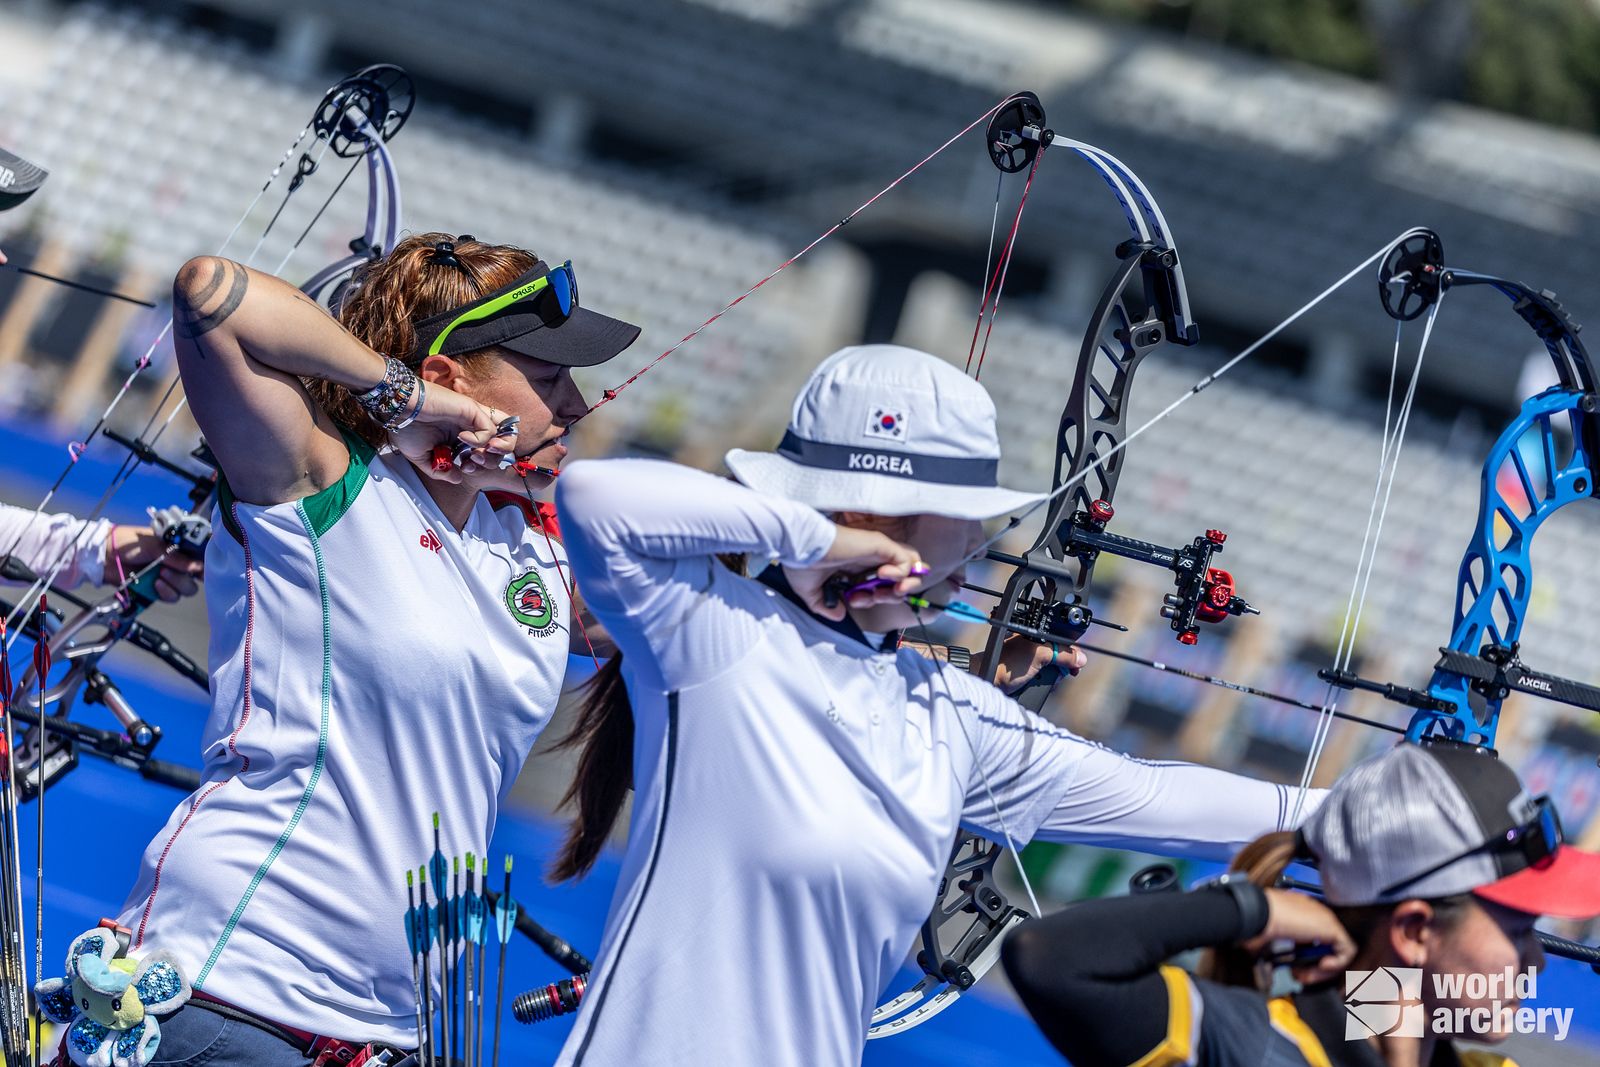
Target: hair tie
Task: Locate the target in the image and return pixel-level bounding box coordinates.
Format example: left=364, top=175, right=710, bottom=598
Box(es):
left=429, top=240, right=463, bottom=269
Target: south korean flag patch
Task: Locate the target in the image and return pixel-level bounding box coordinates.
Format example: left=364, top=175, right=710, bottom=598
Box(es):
left=864, top=408, right=907, bottom=442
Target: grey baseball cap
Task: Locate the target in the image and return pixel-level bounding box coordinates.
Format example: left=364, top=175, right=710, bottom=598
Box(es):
left=1302, top=740, right=1600, bottom=919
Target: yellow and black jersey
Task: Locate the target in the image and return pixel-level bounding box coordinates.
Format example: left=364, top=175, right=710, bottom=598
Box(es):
left=1002, top=885, right=1519, bottom=1067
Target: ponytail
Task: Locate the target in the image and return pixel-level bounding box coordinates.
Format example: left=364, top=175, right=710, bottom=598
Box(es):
left=1199, top=830, right=1476, bottom=989
left=549, top=653, right=633, bottom=882
left=548, top=554, right=747, bottom=882
left=1198, top=831, right=1298, bottom=988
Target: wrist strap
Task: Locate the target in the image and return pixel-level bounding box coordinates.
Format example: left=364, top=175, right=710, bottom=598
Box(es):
left=1215, top=872, right=1270, bottom=942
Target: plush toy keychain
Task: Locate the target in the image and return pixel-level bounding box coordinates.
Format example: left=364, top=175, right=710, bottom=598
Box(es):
left=34, top=922, right=191, bottom=1067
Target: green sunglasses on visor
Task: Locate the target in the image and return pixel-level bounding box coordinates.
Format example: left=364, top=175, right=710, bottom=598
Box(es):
left=425, top=260, right=577, bottom=357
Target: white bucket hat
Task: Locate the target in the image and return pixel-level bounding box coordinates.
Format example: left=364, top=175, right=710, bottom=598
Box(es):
left=725, top=344, right=1046, bottom=519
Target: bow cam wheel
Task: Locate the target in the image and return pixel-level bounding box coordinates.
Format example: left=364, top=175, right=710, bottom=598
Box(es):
left=314, top=64, right=416, bottom=158
left=1378, top=229, right=1444, bottom=322
left=986, top=91, right=1048, bottom=174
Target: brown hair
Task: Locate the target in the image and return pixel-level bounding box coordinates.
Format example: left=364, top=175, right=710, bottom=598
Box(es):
left=310, top=233, right=539, bottom=447
left=548, top=653, right=633, bottom=882
left=1200, top=830, right=1473, bottom=989
left=549, top=554, right=749, bottom=882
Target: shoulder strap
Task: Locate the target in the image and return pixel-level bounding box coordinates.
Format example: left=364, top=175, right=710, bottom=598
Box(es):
left=1268, top=997, right=1333, bottom=1067
left=1126, top=965, right=1203, bottom=1067
left=1455, top=1052, right=1515, bottom=1067
left=484, top=490, right=560, bottom=541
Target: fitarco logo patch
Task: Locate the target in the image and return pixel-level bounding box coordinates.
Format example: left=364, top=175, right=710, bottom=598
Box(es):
left=505, top=568, right=560, bottom=637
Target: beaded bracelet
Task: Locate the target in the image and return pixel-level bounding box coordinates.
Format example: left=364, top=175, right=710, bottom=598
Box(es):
left=355, top=357, right=403, bottom=404
left=355, top=357, right=421, bottom=430
left=392, top=379, right=426, bottom=430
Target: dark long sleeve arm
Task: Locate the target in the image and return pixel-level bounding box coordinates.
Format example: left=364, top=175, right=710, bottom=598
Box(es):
left=1001, top=884, right=1268, bottom=1067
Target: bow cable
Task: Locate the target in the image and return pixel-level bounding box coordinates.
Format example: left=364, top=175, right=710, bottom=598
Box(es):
left=958, top=229, right=1435, bottom=572
left=1, top=121, right=395, bottom=649
left=1290, top=291, right=1446, bottom=826
left=910, top=606, right=1042, bottom=918
left=271, top=151, right=364, bottom=278
left=0, top=119, right=318, bottom=573
left=970, top=142, right=1046, bottom=380
left=242, top=132, right=333, bottom=269
left=966, top=169, right=1006, bottom=375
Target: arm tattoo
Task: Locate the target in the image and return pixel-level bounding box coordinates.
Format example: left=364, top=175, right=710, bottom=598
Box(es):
left=175, top=259, right=249, bottom=340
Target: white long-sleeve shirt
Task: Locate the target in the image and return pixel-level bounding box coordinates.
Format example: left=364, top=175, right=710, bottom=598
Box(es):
left=0, top=502, right=112, bottom=588
left=553, top=459, right=1317, bottom=1067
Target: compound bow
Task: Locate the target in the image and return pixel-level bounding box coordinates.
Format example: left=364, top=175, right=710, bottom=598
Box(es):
left=870, top=90, right=1273, bottom=1036
left=3, top=64, right=415, bottom=801
left=1320, top=229, right=1600, bottom=748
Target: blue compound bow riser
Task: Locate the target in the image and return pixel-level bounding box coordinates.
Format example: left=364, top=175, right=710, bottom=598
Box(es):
left=1419, top=384, right=1600, bottom=743
left=1326, top=230, right=1600, bottom=746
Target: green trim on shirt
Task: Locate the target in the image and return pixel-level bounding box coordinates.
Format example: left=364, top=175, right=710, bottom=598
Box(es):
left=215, top=427, right=375, bottom=544
left=193, top=501, right=334, bottom=989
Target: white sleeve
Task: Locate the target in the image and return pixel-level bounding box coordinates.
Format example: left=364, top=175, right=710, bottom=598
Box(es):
left=1031, top=743, right=1327, bottom=863
left=0, top=504, right=112, bottom=588
left=555, top=459, right=837, bottom=690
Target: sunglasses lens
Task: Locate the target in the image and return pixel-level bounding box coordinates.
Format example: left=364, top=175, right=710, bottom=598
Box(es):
left=550, top=269, right=572, bottom=315
left=531, top=268, right=574, bottom=327
left=1527, top=798, right=1562, bottom=868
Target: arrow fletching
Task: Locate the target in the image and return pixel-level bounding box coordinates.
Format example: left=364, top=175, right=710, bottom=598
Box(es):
left=494, top=891, right=517, bottom=944
left=428, top=814, right=448, bottom=899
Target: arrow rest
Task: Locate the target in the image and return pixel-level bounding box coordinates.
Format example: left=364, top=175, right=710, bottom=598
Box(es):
left=986, top=91, right=1051, bottom=173
left=1378, top=229, right=1444, bottom=321
left=314, top=64, right=415, bottom=157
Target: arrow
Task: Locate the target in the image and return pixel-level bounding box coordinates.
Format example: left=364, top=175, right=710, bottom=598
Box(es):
left=429, top=815, right=450, bottom=1067
left=405, top=870, right=427, bottom=1062
left=492, top=856, right=514, bottom=1067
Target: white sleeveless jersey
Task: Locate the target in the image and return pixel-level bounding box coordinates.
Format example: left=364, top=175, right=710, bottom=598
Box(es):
left=117, top=433, right=571, bottom=1044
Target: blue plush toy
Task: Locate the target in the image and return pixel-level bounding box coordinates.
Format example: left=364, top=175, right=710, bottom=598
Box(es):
left=34, top=926, right=191, bottom=1067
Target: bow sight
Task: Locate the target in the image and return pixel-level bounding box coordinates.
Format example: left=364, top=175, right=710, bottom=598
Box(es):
left=1320, top=228, right=1600, bottom=747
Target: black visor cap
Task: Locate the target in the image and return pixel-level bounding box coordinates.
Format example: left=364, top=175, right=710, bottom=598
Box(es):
left=0, top=147, right=48, bottom=213
left=411, top=260, right=640, bottom=368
